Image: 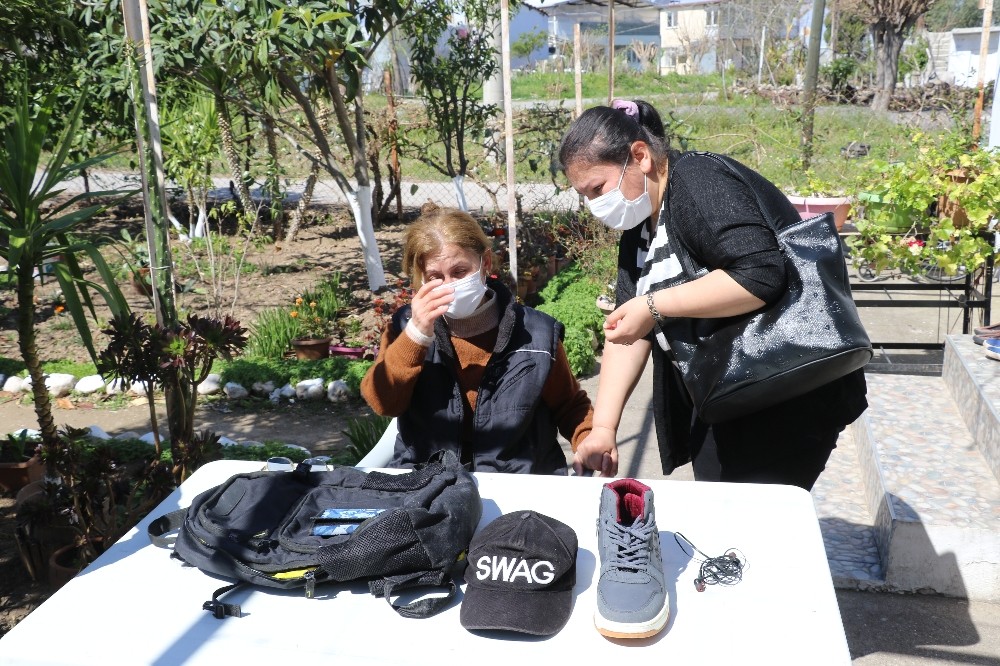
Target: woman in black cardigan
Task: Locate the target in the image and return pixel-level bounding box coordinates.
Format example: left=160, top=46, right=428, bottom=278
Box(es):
left=558, top=99, right=867, bottom=490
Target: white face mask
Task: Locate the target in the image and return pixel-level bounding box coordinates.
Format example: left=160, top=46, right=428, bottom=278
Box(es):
left=586, top=156, right=652, bottom=231
left=434, top=260, right=487, bottom=319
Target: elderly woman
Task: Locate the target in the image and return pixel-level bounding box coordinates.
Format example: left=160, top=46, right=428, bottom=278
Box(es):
left=361, top=204, right=599, bottom=475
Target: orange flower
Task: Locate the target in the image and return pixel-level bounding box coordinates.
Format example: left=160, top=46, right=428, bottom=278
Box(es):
left=309, top=301, right=317, bottom=308
left=54, top=305, right=65, bottom=314
left=290, top=311, right=299, bottom=318
left=295, top=297, right=304, bottom=306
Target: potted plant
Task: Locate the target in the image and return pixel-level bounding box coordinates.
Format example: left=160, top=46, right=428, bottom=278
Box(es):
left=785, top=171, right=852, bottom=231
left=848, top=131, right=998, bottom=279
left=330, top=314, right=366, bottom=358
left=36, top=427, right=174, bottom=588
left=289, top=297, right=332, bottom=360
left=0, top=431, right=44, bottom=493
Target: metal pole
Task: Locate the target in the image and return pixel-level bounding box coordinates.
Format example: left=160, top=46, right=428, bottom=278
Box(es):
left=500, top=0, right=519, bottom=289
left=972, top=0, right=994, bottom=143
left=608, top=0, right=615, bottom=104
left=574, top=22, right=583, bottom=117
left=801, top=0, right=826, bottom=171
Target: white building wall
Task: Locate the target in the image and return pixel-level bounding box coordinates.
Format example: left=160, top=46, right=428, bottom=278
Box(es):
left=949, top=28, right=1000, bottom=88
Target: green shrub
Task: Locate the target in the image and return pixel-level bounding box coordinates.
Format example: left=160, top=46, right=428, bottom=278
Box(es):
left=536, top=261, right=604, bottom=378
left=562, top=327, right=596, bottom=377
left=536, top=278, right=605, bottom=342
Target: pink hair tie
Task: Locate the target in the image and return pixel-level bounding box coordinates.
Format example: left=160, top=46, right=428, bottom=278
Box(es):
left=611, top=99, right=639, bottom=119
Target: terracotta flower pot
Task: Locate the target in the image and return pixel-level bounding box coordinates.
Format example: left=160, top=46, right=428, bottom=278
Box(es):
left=0, top=454, right=45, bottom=493
left=48, top=537, right=104, bottom=590
left=938, top=169, right=973, bottom=229
left=290, top=337, right=331, bottom=360
left=786, top=195, right=851, bottom=231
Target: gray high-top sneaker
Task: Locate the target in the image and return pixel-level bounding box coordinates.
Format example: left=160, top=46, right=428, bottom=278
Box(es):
left=594, top=478, right=668, bottom=638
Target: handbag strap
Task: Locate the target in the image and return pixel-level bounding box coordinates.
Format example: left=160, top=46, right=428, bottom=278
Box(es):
left=665, top=151, right=786, bottom=275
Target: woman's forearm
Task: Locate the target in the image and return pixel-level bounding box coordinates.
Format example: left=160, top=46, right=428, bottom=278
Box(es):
left=654, top=269, right=765, bottom=319
left=592, top=337, right=652, bottom=432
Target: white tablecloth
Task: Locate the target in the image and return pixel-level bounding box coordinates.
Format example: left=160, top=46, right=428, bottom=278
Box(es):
left=0, top=461, right=850, bottom=665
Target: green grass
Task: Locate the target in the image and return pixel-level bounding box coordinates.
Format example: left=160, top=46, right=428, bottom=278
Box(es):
left=510, top=70, right=723, bottom=100
left=18, top=360, right=100, bottom=378
left=96, top=79, right=920, bottom=200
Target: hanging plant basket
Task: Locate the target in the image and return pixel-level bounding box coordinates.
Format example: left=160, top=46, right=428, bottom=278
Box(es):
left=290, top=337, right=332, bottom=360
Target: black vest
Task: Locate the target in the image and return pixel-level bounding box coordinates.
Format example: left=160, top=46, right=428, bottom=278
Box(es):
left=389, top=281, right=567, bottom=475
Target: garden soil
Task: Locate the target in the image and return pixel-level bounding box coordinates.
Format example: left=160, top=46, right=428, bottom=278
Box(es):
left=0, top=202, right=418, bottom=635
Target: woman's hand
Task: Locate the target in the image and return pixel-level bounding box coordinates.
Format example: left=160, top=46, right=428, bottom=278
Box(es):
left=409, top=279, right=454, bottom=337
left=573, top=426, right=619, bottom=477
left=603, top=295, right=654, bottom=345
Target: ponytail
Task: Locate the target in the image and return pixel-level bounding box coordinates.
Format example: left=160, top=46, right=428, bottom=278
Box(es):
left=558, top=98, right=669, bottom=172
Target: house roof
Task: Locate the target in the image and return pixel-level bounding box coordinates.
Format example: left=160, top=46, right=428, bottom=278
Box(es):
left=525, top=0, right=675, bottom=22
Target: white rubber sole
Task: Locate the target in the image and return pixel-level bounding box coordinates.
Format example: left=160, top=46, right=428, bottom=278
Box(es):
left=594, top=601, right=669, bottom=639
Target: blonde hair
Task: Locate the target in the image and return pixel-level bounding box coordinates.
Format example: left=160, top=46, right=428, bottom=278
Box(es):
left=403, top=203, right=491, bottom=288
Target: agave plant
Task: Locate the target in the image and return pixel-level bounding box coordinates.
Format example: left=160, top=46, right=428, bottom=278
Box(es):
left=0, top=82, right=132, bottom=474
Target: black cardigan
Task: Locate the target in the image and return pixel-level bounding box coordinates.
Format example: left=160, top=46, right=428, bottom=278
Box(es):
left=616, top=151, right=868, bottom=474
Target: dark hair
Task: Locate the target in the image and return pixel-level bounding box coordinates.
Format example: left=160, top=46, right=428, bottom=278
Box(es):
left=558, top=99, right=669, bottom=172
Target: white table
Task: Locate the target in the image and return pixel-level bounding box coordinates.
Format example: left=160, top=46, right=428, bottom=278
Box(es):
left=0, top=461, right=851, bottom=665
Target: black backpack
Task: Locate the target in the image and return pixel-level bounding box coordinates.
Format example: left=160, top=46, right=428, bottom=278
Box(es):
left=147, top=452, right=481, bottom=619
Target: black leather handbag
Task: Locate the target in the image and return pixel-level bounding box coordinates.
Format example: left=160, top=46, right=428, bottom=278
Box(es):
left=659, top=153, right=872, bottom=424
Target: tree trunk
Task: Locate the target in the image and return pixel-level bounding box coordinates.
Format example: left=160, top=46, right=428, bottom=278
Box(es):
left=871, top=21, right=905, bottom=113
left=286, top=162, right=320, bottom=242
left=214, top=92, right=255, bottom=216
left=327, top=66, right=387, bottom=291
left=15, top=262, right=58, bottom=476
left=262, top=115, right=284, bottom=239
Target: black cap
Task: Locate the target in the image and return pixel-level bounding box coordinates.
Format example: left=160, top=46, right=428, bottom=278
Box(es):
left=460, top=510, right=578, bottom=636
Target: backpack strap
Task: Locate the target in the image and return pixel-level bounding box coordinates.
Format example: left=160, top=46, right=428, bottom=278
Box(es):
left=203, top=582, right=245, bottom=619
left=147, top=509, right=187, bottom=548
left=368, top=569, right=456, bottom=619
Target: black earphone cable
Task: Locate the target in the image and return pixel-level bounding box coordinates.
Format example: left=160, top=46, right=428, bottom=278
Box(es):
left=674, top=532, right=746, bottom=592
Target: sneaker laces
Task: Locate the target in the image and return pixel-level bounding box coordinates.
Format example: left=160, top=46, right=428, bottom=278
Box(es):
left=608, top=515, right=654, bottom=572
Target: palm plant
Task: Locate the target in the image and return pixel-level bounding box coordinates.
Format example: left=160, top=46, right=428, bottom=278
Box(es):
left=0, top=82, right=130, bottom=474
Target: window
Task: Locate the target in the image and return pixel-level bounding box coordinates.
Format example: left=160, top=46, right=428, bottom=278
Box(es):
left=664, top=11, right=677, bottom=28
left=706, top=8, right=719, bottom=27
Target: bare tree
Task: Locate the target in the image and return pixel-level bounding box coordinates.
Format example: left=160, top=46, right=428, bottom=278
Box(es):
left=855, top=0, right=937, bottom=112
left=629, top=40, right=659, bottom=73
left=722, top=0, right=804, bottom=73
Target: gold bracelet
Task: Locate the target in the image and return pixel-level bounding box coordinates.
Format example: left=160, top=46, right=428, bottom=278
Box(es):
left=646, top=291, right=664, bottom=325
